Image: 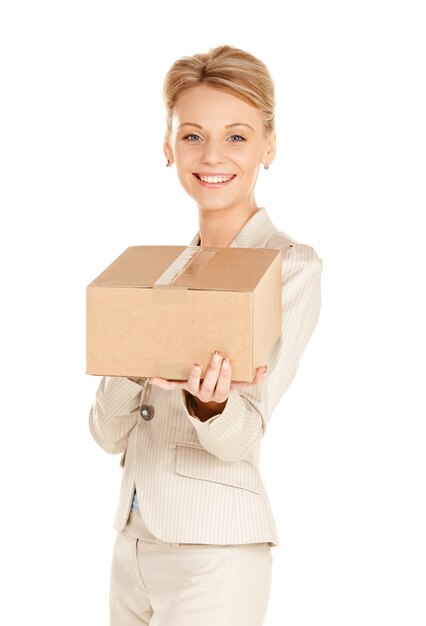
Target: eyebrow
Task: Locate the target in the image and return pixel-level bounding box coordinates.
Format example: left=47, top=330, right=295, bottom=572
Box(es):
left=178, top=122, right=255, bottom=132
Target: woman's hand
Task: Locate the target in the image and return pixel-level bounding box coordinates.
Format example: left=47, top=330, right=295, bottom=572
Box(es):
left=149, top=350, right=267, bottom=403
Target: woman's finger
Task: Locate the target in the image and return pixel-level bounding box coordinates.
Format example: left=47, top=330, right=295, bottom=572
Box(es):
left=230, top=365, right=267, bottom=390
left=148, top=377, right=183, bottom=390
left=186, top=362, right=202, bottom=395
left=149, top=360, right=204, bottom=392
left=198, top=350, right=223, bottom=402
left=213, top=357, right=232, bottom=402
left=253, top=365, right=267, bottom=384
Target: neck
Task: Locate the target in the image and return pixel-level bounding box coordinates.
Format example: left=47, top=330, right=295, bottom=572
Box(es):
left=198, top=204, right=261, bottom=248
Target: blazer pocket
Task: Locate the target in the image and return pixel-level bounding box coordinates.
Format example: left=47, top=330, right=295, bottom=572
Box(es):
left=175, top=442, right=264, bottom=495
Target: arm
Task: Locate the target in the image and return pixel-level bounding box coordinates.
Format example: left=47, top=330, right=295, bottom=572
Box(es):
left=180, top=243, right=323, bottom=462
left=88, top=375, right=145, bottom=454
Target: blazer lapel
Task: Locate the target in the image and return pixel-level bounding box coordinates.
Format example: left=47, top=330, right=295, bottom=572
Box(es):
left=188, top=207, right=279, bottom=249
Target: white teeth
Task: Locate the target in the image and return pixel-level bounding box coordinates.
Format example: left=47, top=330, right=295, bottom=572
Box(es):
left=198, top=175, right=234, bottom=183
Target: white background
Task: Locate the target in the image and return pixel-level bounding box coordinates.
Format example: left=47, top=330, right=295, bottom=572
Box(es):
left=1, top=1, right=425, bottom=624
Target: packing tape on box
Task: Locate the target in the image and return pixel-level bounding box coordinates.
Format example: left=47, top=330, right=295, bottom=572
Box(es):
left=152, top=246, right=217, bottom=305
left=154, top=246, right=201, bottom=286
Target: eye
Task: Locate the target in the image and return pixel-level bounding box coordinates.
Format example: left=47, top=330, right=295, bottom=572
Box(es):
left=183, top=134, right=202, bottom=141
left=228, top=134, right=246, bottom=142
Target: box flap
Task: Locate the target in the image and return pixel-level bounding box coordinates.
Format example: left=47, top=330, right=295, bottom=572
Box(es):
left=88, top=245, right=281, bottom=293
left=88, top=246, right=182, bottom=288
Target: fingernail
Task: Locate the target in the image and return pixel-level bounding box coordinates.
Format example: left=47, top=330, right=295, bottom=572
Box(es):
left=222, top=358, right=229, bottom=370
left=213, top=350, right=221, bottom=363
left=193, top=363, right=201, bottom=370
left=262, top=366, right=268, bottom=376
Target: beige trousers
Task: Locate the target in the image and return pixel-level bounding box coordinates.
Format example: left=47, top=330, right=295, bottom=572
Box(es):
left=110, top=510, right=273, bottom=626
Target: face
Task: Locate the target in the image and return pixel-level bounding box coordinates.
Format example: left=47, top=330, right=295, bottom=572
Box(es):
left=164, top=84, right=275, bottom=214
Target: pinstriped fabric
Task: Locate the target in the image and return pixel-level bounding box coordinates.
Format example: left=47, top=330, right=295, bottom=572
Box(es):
left=88, top=376, right=143, bottom=454
left=88, top=207, right=323, bottom=547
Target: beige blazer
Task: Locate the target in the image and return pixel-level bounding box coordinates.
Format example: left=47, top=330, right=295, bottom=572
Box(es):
left=88, top=207, right=323, bottom=547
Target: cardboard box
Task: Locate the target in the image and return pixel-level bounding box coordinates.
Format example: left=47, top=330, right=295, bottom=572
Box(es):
left=86, top=245, right=282, bottom=382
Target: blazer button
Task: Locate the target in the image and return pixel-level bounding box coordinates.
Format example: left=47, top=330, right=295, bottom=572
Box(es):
left=139, top=404, right=155, bottom=421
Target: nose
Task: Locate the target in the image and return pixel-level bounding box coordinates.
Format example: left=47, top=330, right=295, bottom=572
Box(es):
left=200, top=140, right=225, bottom=165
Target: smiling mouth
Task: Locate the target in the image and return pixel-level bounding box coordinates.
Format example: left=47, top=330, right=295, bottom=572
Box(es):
left=193, top=173, right=236, bottom=185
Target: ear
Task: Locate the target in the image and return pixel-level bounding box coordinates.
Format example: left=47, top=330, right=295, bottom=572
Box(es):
left=163, top=131, right=173, bottom=165
left=262, top=131, right=276, bottom=166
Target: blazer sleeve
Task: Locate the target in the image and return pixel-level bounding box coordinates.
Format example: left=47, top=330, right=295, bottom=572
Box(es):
left=180, top=243, right=323, bottom=462
left=88, top=375, right=145, bottom=454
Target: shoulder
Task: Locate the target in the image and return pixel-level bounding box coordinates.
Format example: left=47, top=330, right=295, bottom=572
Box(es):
left=264, top=229, right=323, bottom=276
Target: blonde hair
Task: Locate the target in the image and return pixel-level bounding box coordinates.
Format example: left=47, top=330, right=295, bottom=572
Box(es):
left=162, top=45, right=276, bottom=138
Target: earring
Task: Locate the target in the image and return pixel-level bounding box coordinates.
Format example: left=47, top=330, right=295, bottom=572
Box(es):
left=166, top=159, right=171, bottom=167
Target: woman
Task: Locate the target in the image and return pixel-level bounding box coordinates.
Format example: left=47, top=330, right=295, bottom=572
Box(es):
left=89, top=45, right=323, bottom=626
